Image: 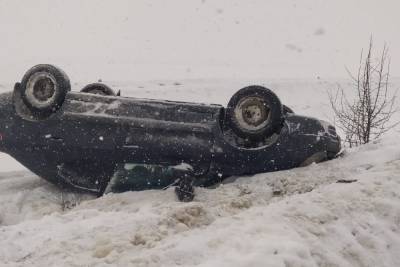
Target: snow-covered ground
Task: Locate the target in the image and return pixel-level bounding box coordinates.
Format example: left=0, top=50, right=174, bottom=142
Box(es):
left=1, top=1, right=400, bottom=266
left=0, top=78, right=399, bottom=266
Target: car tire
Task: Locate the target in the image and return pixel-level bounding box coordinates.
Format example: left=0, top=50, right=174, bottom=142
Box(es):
left=20, top=64, right=71, bottom=116
left=226, top=85, right=284, bottom=140
left=81, top=83, right=116, bottom=96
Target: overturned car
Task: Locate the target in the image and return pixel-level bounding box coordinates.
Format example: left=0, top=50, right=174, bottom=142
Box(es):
left=0, top=65, right=341, bottom=201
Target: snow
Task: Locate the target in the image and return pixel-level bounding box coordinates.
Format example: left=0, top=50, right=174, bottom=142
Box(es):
left=172, top=163, right=194, bottom=171
left=1, top=1, right=400, bottom=266
left=0, top=78, right=399, bottom=266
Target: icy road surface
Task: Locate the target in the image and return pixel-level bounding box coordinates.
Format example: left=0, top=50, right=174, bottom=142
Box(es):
left=0, top=79, right=399, bottom=266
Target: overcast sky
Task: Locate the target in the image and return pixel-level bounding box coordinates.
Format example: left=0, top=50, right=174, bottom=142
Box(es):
left=0, top=0, right=399, bottom=82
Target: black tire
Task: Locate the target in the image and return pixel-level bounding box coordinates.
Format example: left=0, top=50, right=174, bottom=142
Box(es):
left=80, top=83, right=116, bottom=96
left=226, top=85, right=283, bottom=140
left=20, top=64, right=70, bottom=116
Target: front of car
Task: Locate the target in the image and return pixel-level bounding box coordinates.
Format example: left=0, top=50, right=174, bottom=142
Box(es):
left=209, top=111, right=341, bottom=181
left=283, top=114, right=341, bottom=164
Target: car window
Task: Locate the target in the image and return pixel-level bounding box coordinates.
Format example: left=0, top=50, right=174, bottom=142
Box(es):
left=106, top=163, right=193, bottom=193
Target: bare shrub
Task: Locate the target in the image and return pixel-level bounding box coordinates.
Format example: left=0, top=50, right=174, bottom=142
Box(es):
left=329, top=38, right=398, bottom=147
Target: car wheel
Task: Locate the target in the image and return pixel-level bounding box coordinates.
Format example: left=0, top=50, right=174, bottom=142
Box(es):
left=81, top=83, right=116, bottom=96
left=226, top=85, right=284, bottom=140
left=20, top=64, right=71, bottom=116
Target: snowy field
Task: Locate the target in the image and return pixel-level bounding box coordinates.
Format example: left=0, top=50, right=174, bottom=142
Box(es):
left=0, top=78, right=399, bottom=267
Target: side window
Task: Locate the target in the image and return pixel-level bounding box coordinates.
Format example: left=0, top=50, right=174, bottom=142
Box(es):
left=106, top=163, right=193, bottom=192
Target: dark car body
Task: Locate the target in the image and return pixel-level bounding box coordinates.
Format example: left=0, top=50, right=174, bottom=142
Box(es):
left=0, top=86, right=341, bottom=196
